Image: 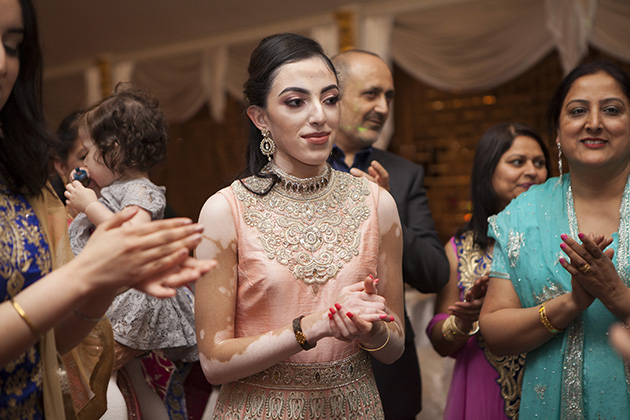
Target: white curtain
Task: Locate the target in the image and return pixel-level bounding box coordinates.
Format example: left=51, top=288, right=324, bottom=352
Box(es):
left=49, top=0, right=630, bottom=124
left=131, top=46, right=228, bottom=123
left=389, top=0, right=630, bottom=92
left=360, top=15, right=396, bottom=149
left=391, top=0, right=555, bottom=91
left=590, top=0, right=630, bottom=62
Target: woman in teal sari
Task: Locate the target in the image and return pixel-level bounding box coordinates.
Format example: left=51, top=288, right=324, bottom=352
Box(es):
left=480, top=60, right=630, bottom=419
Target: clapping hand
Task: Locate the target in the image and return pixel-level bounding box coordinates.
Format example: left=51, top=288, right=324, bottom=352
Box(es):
left=327, top=275, right=394, bottom=341
left=76, top=207, right=217, bottom=298
left=448, top=275, right=488, bottom=331
left=350, top=161, right=390, bottom=191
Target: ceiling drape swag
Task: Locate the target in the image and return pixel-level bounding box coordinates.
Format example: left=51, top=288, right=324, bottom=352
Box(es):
left=48, top=0, right=630, bottom=125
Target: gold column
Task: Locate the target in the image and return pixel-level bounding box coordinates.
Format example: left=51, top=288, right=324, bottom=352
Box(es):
left=96, top=56, right=113, bottom=98
left=336, top=10, right=356, bottom=52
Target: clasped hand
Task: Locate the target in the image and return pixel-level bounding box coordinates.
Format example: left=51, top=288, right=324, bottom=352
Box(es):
left=327, top=275, right=394, bottom=342
left=559, top=232, right=620, bottom=310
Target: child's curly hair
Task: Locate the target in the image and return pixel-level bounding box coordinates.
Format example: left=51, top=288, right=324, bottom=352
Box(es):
left=83, top=83, right=168, bottom=173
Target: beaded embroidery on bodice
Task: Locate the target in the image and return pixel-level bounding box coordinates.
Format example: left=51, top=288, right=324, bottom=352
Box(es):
left=235, top=165, right=371, bottom=294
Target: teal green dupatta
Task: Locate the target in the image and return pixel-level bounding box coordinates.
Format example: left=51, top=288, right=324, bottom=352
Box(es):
left=488, top=174, right=630, bottom=420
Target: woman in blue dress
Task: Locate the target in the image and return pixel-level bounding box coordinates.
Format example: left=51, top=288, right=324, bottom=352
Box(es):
left=480, top=60, right=630, bottom=419
left=0, top=1, right=214, bottom=418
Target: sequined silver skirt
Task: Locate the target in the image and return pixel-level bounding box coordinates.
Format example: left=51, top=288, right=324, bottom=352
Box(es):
left=212, top=351, right=384, bottom=420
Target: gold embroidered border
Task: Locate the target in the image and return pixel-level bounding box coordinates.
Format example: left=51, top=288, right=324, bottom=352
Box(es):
left=239, top=351, right=371, bottom=390
left=213, top=352, right=383, bottom=420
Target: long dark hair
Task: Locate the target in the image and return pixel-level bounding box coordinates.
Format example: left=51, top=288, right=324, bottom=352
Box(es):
left=460, top=122, right=551, bottom=250
left=0, top=0, right=58, bottom=196
left=241, top=33, right=337, bottom=192
left=547, top=60, right=630, bottom=141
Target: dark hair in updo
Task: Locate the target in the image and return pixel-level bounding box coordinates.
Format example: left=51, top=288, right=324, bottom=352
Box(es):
left=242, top=33, right=337, bottom=184
left=82, top=83, right=168, bottom=175
left=547, top=60, right=630, bottom=141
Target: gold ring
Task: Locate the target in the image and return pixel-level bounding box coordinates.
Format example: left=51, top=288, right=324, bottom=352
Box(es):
left=578, top=263, right=591, bottom=274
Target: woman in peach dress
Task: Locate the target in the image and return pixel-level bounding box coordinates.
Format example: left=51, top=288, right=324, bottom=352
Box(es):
left=195, top=33, right=405, bottom=420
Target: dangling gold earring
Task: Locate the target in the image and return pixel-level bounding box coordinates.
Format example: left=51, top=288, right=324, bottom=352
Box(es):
left=260, top=129, right=276, bottom=161
left=555, top=142, right=563, bottom=187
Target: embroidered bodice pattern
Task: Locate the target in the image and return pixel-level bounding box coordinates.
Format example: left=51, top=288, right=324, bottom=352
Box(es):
left=234, top=166, right=371, bottom=294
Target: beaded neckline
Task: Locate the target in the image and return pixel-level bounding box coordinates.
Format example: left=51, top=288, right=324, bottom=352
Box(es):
left=266, top=162, right=332, bottom=196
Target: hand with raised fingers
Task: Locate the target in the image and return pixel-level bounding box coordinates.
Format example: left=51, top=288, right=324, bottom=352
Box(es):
left=350, top=161, right=390, bottom=191
left=74, top=207, right=215, bottom=296
left=134, top=257, right=217, bottom=298
left=448, top=275, right=488, bottom=330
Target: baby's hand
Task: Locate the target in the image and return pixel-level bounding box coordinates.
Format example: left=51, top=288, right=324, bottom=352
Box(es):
left=70, top=166, right=91, bottom=187
left=65, top=180, right=98, bottom=213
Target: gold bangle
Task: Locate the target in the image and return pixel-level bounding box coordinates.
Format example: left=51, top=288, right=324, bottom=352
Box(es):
left=539, top=300, right=564, bottom=334
left=357, top=321, right=391, bottom=352
left=293, top=315, right=315, bottom=350
left=442, top=315, right=478, bottom=342
left=10, top=298, right=41, bottom=338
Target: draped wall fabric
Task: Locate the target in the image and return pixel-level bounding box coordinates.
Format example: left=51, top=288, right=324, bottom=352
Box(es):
left=51, top=0, right=630, bottom=125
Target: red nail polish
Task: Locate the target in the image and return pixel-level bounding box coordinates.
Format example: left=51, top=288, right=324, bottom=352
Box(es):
left=330, top=307, right=336, bottom=314
left=380, top=314, right=388, bottom=320
left=561, top=234, right=568, bottom=241
left=578, top=233, right=585, bottom=239
left=374, top=278, right=380, bottom=283
left=346, top=312, right=353, bottom=318
left=559, top=258, right=566, bottom=265
left=328, top=313, right=333, bottom=319
left=560, top=243, right=567, bottom=249
left=389, top=316, right=395, bottom=322
left=368, top=274, right=374, bottom=279
left=335, top=303, right=342, bottom=310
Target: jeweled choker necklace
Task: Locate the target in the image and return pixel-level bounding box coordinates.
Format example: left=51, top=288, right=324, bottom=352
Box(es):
left=267, top=162, right=332, bottom=195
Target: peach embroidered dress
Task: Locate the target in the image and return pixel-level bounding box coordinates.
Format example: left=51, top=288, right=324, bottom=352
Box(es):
left=211, top=164, right=385, bottom=420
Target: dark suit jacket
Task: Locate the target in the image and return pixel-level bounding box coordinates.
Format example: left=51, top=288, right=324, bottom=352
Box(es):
left=369, top=148, right=449, bottom=420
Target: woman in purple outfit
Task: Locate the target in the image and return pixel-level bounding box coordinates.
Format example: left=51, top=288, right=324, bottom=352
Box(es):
left=426, top=122, right=549, bottom=420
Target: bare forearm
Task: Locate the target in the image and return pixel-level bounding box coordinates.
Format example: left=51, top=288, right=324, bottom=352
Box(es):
left=85, top=201, right=114, bottom=226
left=198, top=311, right=331, bottom=384
left=480, top=294, right=583, bottom=355
left=359, top=319, right=404, bottom=364
left=0, top=261, right=92, bottom=366
left=600, top=286, right=630, bottom=321
left=54, top=290, right=117, bottom=354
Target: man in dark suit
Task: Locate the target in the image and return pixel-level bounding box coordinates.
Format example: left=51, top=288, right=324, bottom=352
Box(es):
left=330, top=50, right=449, bottom=420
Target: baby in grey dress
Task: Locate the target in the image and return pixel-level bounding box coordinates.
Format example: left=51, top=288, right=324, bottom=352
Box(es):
left=65, top=85, right=199, bottom=418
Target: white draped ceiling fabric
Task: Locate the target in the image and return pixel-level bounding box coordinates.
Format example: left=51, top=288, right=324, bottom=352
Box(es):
left=45, top=0, right=630, bottom=127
